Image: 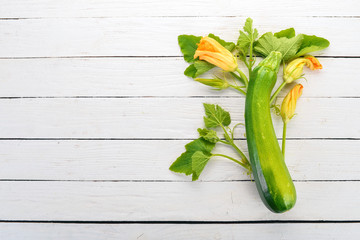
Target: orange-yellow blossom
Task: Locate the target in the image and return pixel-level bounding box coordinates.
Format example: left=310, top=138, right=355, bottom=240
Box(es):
left=194, top=36, right=238, bottom=72
left=304, top=55, right=322, bottom=70
left=281, top=84, right=304, bottom=123
left=283, top=56, right=322, bottom=83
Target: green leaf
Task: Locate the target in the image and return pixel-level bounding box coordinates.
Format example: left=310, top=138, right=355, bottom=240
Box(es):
left=184, top=64, right=197, bottom=78
left=208, top=33, right=235, bottom=51
left=254, top=32, right=303, bottom=61
left=254, top=29, right=329, bottom=62
left=169, top=138, right=215, bottom=180
left=194, top=61, right=215, bottom=76
left=292, top=34, right=330, bottom=59
left=191, top=151, right=212, bottom=181
left=197, top=128, right=219, bottom=143
left=237, top=18, right=258, bottom=58
left=184, top=60, right=215, bottom=78
left=178, top=35, right=202, bottom=63
left=274, top=28, right=295, bottom=39
left=203, top=103, right=231, bottom=128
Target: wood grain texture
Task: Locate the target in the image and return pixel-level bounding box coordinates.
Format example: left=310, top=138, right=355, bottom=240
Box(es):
left=0, top=0, right=358, bottom=17
left=0, top=140, right=358, bottom=181
left=0, top=98, right=357, bottom=138
left=0, top=223, right=359, bottom=240
left=0, top=17, right=356, bottom=57
left=0, top=58, right=357, bottom=97
left=0, top=181, right=359, bottom=221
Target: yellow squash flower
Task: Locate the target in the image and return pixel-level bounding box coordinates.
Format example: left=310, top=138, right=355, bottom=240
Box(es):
left=281, top=84, right=304, bottom=123
left=304, top=55, right=323, bottom=70
left=283, top=56, right=322, bottom=83
left=194, top=36, right=238, bottom=72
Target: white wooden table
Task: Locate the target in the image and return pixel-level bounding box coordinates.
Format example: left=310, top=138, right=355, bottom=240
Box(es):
left=0, top=0, right=360, bottom=239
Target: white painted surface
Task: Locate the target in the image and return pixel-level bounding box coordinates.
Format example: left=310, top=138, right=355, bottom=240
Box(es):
left=0, top=181, right=359, bottom=221
left=1, top=223, right=360, bottom=240
left=0, top=98, right=358, bottom=138
left=0, top=140, right=358, bottom=181
left=0, top=58, right=358, bottom=97
left=0, top=17, right=358, bottom=57
left=1, top=0, right=359, bottom=17
left=0, top=0, right=358, bottom=239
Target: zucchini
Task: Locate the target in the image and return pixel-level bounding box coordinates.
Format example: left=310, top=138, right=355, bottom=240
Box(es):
left=245, top=51, right=296, bottom=213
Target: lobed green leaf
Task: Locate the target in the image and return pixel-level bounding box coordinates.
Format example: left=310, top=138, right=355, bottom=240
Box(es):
left=237, top=18, right=258, bottom=58
left=191, top=151, right=212, bottom=181
left=254, top=28, right=329, bottom=62
left=197, top=128, right=219, bottom=143
left=203, top=103, right=231, bottom=128
left=169, top=138, right=215, bottom=180
left=254, top=32, right=303, bottom=62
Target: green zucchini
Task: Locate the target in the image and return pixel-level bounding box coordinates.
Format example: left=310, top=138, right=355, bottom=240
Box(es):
left=245, top=51, right=296, bottom=213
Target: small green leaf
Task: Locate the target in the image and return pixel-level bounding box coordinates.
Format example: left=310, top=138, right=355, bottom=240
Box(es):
left=197, top=128, right=219, bottom=143
left=254, top=32, right=303, bottom=61
left=292, top=34, right=330, bottom=59
left=203, top=103, right=231, bottom=128
left=191, top=151, right=212, bottom=181
left=237, top=31, right=251, bottom=57
left=178, top=35, right=202, bottom=63
left=208, top=33, right=235, bottom=51
left=237, top=18, right=258, bottom=58
left=194, top=61, right=215, bottom=76
left=169, top=138, right=215, bottom=178
left=274, top=28, right=295, bottom=39
left=184, top=61, right=215, bottom=78
left=184, top=64, right=197, bottom=78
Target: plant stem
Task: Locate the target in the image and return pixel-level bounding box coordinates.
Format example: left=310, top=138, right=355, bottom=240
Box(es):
left=212, top=154, right=248, bottom=169
left=229, top=85, right=246, bottom=95
left=248, top=41, right=254, bottom=74
left=282, top=121, right=287, bottom=157
left=270, top=81, right=287, bottom=104
left=220, top=124, right=251, bottom=169
left=218, top=139, right=231, bottom=145
left=230, top=72, right=246, bottom=86
left=236, top=68, right=249, bottom=89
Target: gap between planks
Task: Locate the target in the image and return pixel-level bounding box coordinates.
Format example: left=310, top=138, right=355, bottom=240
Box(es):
left=0, top=16, right=359, bottom=20
left=0, top=220, right=360, bottom=224
left=0, top=56, right=359, bottom=59
left=0, top=179, right=359, bottom=183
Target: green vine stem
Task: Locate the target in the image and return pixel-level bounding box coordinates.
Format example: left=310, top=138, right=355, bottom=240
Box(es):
left=235, top=68, right=249, bottom=89
left=270, top=81, right=287, bottom=104
left=229, top=85, right=246, bottom=95
left=212, top=154, right=249, bottom=169
left=220, top=124, right=251, bottom=170
left=248, top=41, right=254, bottom=74
left=230, top=72, right=246, bottom=86
left=282, top=121, right=287, bottom=157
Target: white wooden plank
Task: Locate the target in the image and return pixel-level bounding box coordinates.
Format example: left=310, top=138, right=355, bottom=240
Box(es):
left=0, top=223, right=359, bottom=240
left=0, top=58, right=357, bottom=97
left=0, top=0, right=358, bottom=17
left=0, top=17, right=356, bottom=57
left=0, top=181, right=359, bottom=221
left=0, top=140, right=358, bottom=181
left=0, top=98, right=358, bottom=138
